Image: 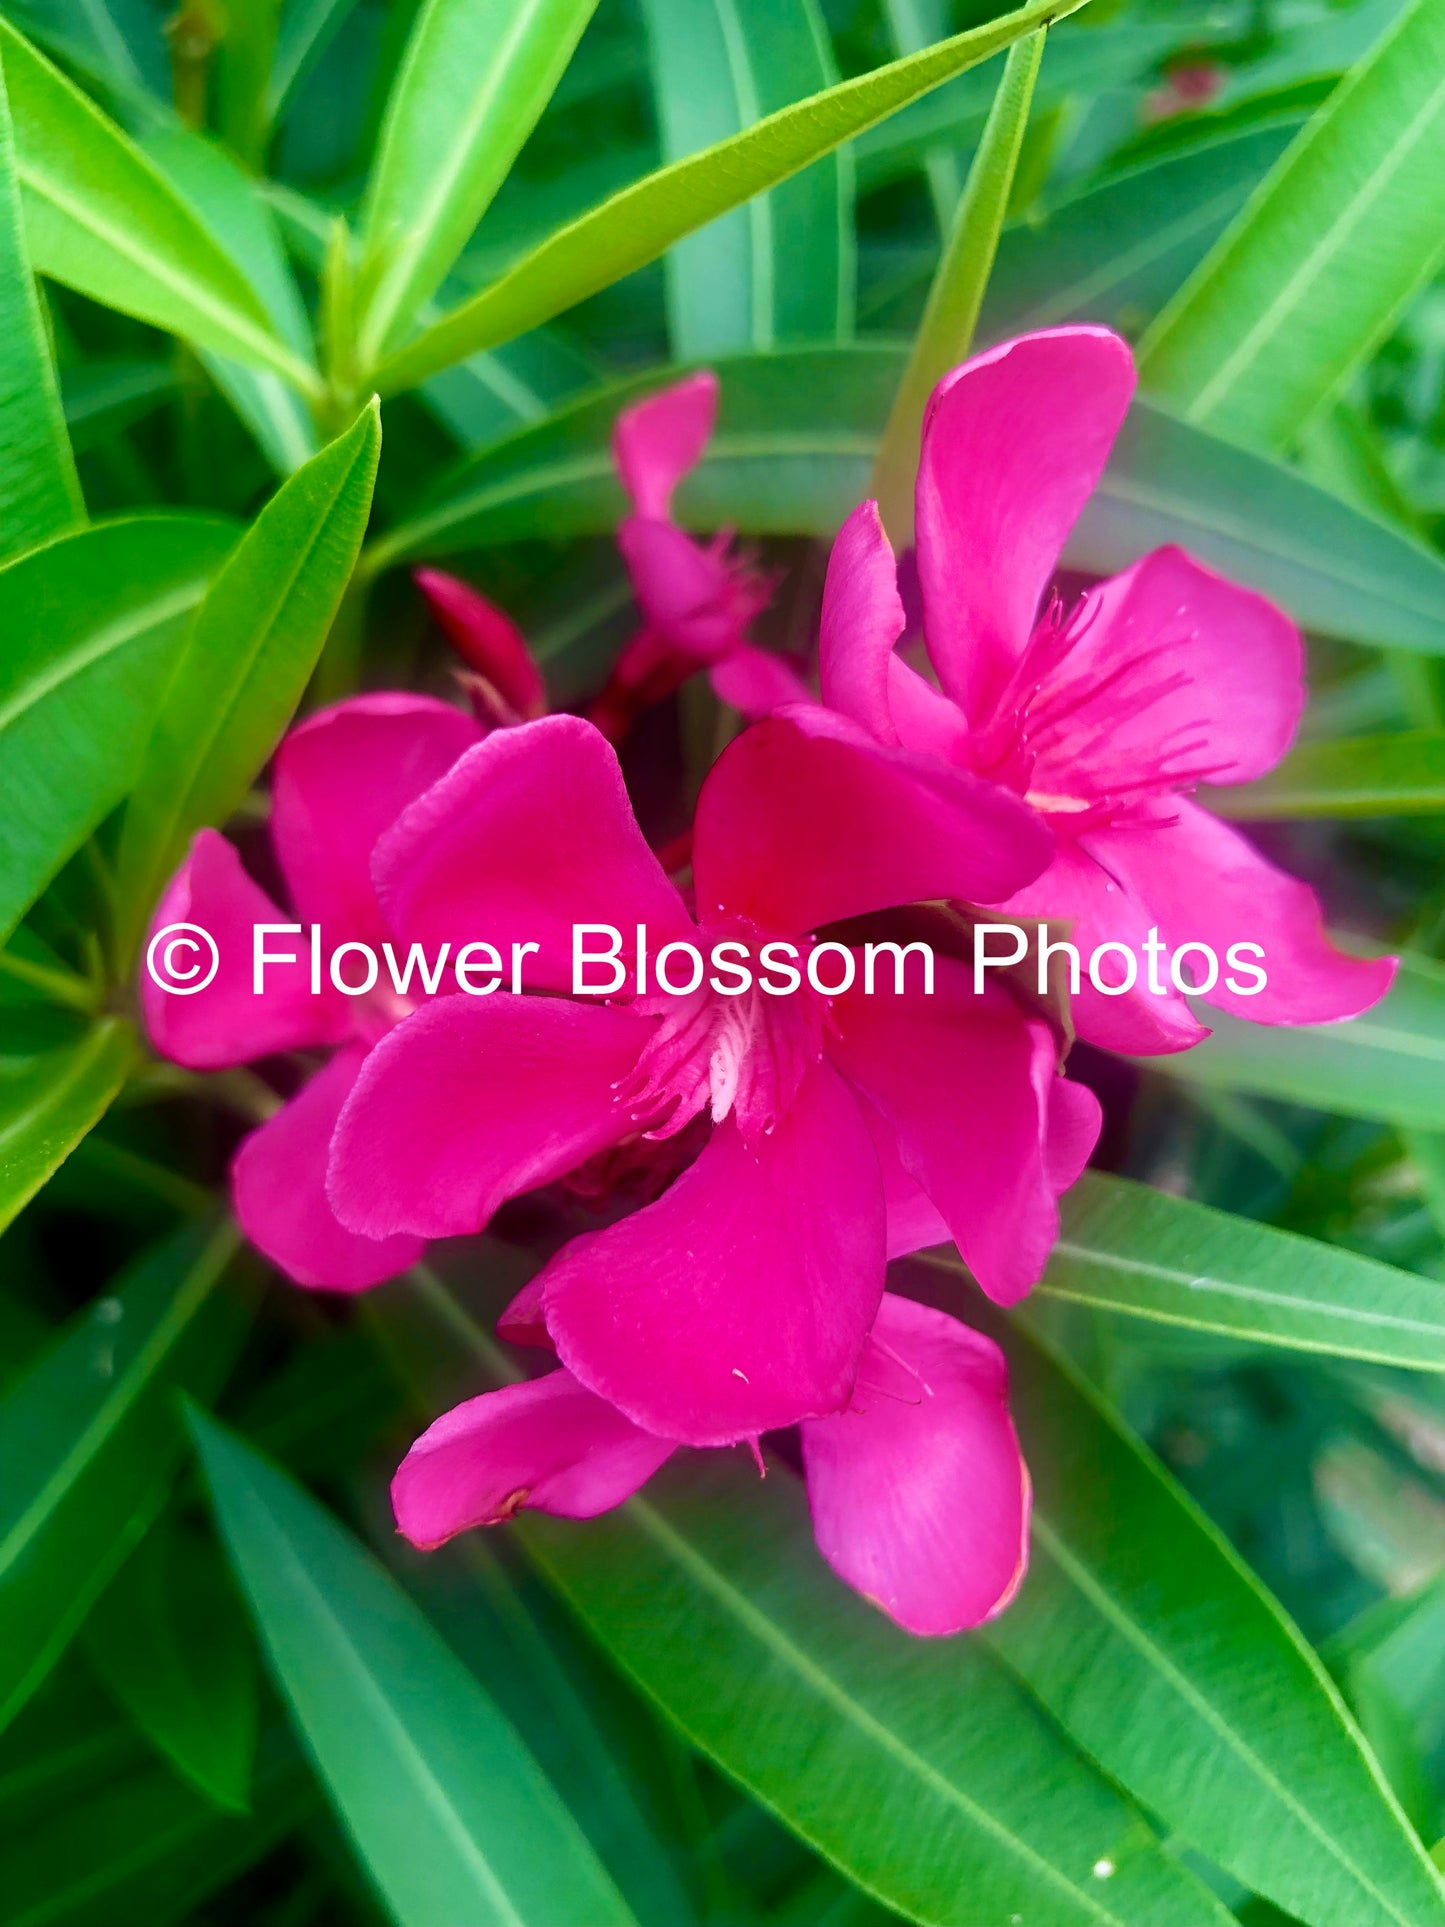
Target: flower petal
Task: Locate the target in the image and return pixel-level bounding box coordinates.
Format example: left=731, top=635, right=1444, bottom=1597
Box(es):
left=271, top=692, right=481, bottom=942
left=392, top=1368, right=676, bottom=1548
left=232, top=1045, right=424, bottom=1290
left=373, top=715, right=695, bottom=990
left=830, top=958, right=1095, bottom=1303
left=801, top=1293, right=1030, bottom=1637
left=708, top=644, right=809, bottom=719
left=818, top=500, right=905, bottom=743
left=542, top=1062, right=886, bottom=1446
left=612, top=370, right=718, bottom=519
left=413, top=571, right=546, bottom=721
left=143, top=829, right=346, bottom=1069
left=693, top=711, right=1052, bottom=938
left=916, top=327, right=1136, bottom=719
left=617, top=517, right=739, bottom=661
left=327, top=993, right=651, bottom=1239
left=1101, top=796, right=1398, bottom=1025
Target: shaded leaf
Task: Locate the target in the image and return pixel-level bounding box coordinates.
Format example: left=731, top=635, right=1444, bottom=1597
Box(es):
left=0, top=1017, right=134, bottom=1238
left=1209, top=732, right=1445, bottom=818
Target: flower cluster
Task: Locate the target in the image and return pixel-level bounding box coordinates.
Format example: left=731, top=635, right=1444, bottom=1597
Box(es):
left=144, top=327, right=1392, bottom=1637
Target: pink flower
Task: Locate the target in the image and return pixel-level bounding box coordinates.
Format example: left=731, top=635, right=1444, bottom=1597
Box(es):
left=328, top=712, right=1092, bottom=1446
left=142, top=694, right=481, bottom=1289
left=818, top=326, right=1396, bottom=1054
left=414, top=569, right=546, bottom=727
left=391, top=1290, right=1029, bottom=1638
left=589, top=373, right=809, bottom=739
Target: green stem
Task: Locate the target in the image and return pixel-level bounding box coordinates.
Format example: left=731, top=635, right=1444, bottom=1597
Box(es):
left=0, top=948, right=100, bottom=1013
left=872, top=29, right=1046, bottom=546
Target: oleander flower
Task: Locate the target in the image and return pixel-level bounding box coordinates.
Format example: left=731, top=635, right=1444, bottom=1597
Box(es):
left=142, top=694, right=480, bottom=1289
left=414, top=568, right=546, bottom=727
left=818, top=325, right=1397, bottom=1055
left=589, top=372, right=809, bottom=738
left=328, top=712, right=1094, bottom=1446
left=392, top=1290, right=1029, bottom=1638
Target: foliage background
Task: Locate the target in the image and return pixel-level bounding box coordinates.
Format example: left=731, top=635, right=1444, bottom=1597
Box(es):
left=3, top=0, right=1445, bottom=1922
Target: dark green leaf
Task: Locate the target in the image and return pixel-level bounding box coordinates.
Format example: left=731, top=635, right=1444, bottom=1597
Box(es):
left=269, top=0, right=362, bottom=124
left=0, top=1017, right=134, bottom=1237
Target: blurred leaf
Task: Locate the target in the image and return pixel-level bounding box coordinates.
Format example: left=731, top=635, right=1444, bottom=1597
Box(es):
left=0, top=0, right=168, bottom=113
left=879, top=0, right=964, bottom=228
left=60, top=361, right=175, bottom=452
left=0, top=1218, right=247, bottom=1735
left=1139, top=0, right=1445, bottom=450
left=0, top=20, right=319, bottom=393
left=1209, top=733, right=1445, bottom=819
left=216, top=0, right=279, bottom=168
left=190, top=1407, right=637, bottom=1927
left=0, top=44, right=80, bottom=560
left=1153, top=951, right=1445, bottom=1129
left=972, top=1309, right=1445, bottom=1927
left=269, top=0, right=363, bottom=125
left=82, top=1514, right=258, bottom=1814
left=371, top=0, right=1090, bottom=393
left=0, top=513, right=237, bottom=947
left=955, top=1170, right=1445, bottom=1368
left=115, top=400, right=380, bottom=960
left=1409, top=1130, right=1445, bottom=1237
left=0, top=1018, right=134, bottom=1238
left=356, top=0, right=601, bottom=367
left=641, top=0, right=853, bottom=357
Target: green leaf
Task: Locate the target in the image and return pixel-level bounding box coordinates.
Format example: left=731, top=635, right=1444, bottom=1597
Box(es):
left=0, top=19, right=320, bottom=395
left=941, top=1169, right=1445, bottom=1368
left=0, top=513, right=238, bottom=947
left=371, top=0, right=1091, bottom=393
left=356, top=0, right=602, bottom=367
left=189, top=1408, right=637, bottom=1927
left=115, top=401, right=380, bottom=961
left=82, top=1514, right=258, bottom=1814
left=61, top=360, right=175, bottom=452
left=0, top=1218, right=247, bottom=1735
left=0, top=44, right=80, bottom=561
left=641, top=0, right=853, bottom=357
left=1138, top=0, right=1445, bottom=450
left=215, top=0, right=279, bottom=168
left=0, top=1017, right=134, bottom=1238
left=971, top=1307, right=1445, bottom=1927
left=1208, top=732, right=1445, bottom=818
left=1150, top=949, right=1445, bottom=1129
left=873, top=29, right=1043, bottom=543
left=269, top=0, right=362, bottom=125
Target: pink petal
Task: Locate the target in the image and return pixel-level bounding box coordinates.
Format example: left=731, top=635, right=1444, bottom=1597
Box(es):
left=692, top=711, right=1053, bottom=939
left=855, top=1093, right=952, bottom=1258
left=373, top=716, right=696, bottom=992
left=231, top=1045, right=424, bottom=1290
left=612, top=371, right=718, bottom=519
left=497, top=1275, right=551, bottom=1348
left=708, top=644, right=809, bottom=719
left=801, top=1293, right=1030, bottom=1637
left=142, top=829, right=346, bottom=1069
left=271, top=693, right=480, bottom=943
left=1045, top=1074, right=1103, bottom=1194
left=413, top=571, right=546, bottom=721
left=818, top=500, right=906, bottom=743
left=617, top=517, right=738, bottom=661
left=1100, top=796, right=1398, bottom=1025
left=327, top=992, right=650, bottom=1240
left=392, top=1368, right=675, bottom=1548
left=916, top=328, right=1136, bottom=720
left=542, top=1062, right=886, bottom=1446
left=831, top=958, right=1095, bottom=1303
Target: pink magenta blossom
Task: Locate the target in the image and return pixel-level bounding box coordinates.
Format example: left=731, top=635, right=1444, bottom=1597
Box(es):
left=589, top=372, right=809, bottom=738
left=414, top=568, right=546, bottom=727
left=392, top=1290, right=1028, bottom=1637
left=818, top=326, right=1396, bottom=1055
left=328, top=712, right=1095, bottom=1446
left=143, top=695, right=481, bottom=1288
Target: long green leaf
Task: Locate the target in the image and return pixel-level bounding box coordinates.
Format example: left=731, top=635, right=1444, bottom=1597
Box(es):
left=1150, top=949, right=1445, bottom=1129
left=0, top=514, right=238, bottom=947
left=641, top=0, right=853, bottom=357
left=1138, top=0, right=1445, bottom=449
left=0, top=1017, right=134, bottom=1237
left=190, top=1408, right=636, bottom=1927
left=873, top=28, right=1043, bottom=543
left=371, top=0, right=1091, bottom=393
left=268, top=0, right=362, bottom=123
left=1209, top=731, right=1445, bottom=818
left=970, top=1307, right=1445, bottom=1927
left=115, top=401, right=380, bottom=960
left=0, top=19, right=319, bottom=395
left=0, top=1218, right=246, bottom=1734
left=0, top=45, right=80, bottom=560
left=356, top=0, right=601, bottom=367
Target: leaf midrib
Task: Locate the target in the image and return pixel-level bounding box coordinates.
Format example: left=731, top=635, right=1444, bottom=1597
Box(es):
left=0, top=579, right=208, bottom=734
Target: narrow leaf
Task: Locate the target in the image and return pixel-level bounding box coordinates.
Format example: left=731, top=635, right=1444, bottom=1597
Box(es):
left=115, top=401, right=380, bottom=960
left=1138, top=0, right=1445, bottom=449
left=190, top=1408, right=636, bottom=1927
left=0, top=1017, right=134, bottom=1236
left=372, top=0, right=1091, bottom=392
left=269, top=0, right=362, bottom=124
left=356, top=0, right=601, bottom=366
left=1209, top=731, right=1445, bottom=818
